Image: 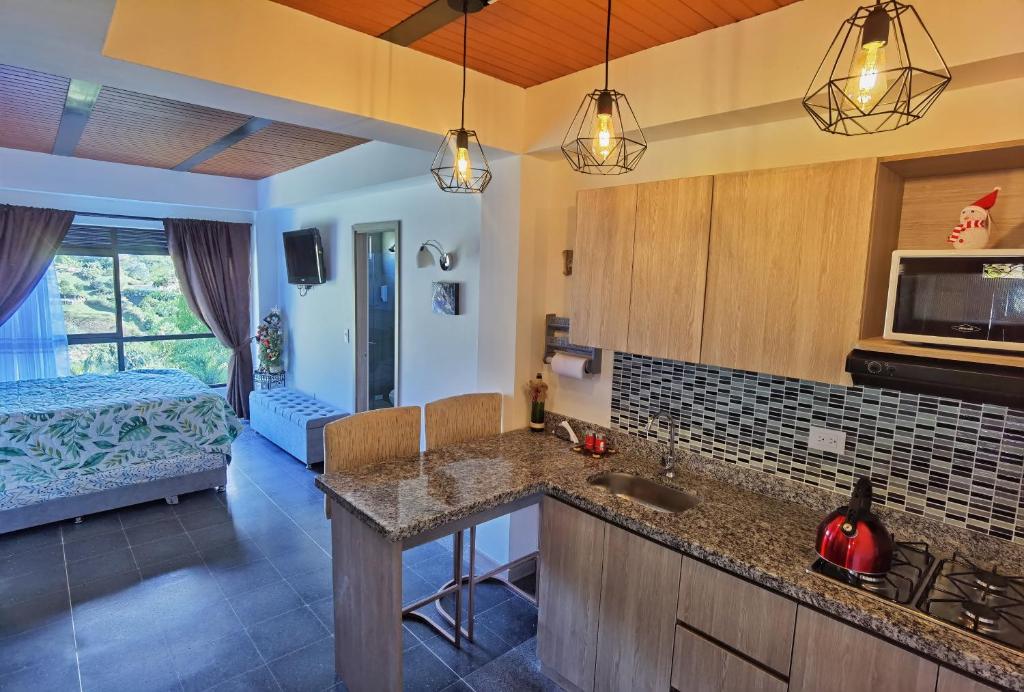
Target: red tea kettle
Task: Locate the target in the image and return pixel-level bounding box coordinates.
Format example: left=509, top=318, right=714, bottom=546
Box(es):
left=815, top=477, right=894, bottom=575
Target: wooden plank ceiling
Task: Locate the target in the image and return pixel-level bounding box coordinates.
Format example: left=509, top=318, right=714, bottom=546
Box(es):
left=75, top=88, right=251, bottom=169
left=0, top=63, right=369, bottom=179
left=192, top=122, right=370, bottom=180
left=273, top=0, right=800, bottom=88
left=0, top=65, right=70, bottom=153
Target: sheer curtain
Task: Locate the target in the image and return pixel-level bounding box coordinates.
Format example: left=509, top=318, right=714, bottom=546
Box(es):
left=0, top=264, right=69, bottom=382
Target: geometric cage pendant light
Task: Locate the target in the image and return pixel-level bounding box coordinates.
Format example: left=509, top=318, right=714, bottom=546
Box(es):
left=803, top=0, right=951, bottom=136
left=431, top=0, right=492, bottom=193
left=560, top=0, right=647, bottom=174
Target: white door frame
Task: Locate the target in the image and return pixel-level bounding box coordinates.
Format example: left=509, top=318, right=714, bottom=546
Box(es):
left=353, top=220, right=401, bottom=412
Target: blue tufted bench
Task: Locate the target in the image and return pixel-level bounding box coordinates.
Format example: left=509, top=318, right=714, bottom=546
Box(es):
left=249, top=388, right=349, bottom=468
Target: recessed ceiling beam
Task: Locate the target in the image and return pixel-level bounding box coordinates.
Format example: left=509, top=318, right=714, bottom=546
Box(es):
left=52, top=79, right=101, bottom=156
left=379, top=0, right=491, bottom=46
left=172, top=116, right=273, bottom=172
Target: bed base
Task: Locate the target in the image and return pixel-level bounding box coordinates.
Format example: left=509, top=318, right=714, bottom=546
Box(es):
left=1, top=466, right=227, bottom=535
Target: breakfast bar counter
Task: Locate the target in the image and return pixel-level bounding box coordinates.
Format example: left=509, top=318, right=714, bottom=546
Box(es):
left=316, top=427, right=1024, bottom=691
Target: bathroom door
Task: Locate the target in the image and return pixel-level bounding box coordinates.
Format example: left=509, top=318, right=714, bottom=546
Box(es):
left=353, top=221, right=400, bottom=412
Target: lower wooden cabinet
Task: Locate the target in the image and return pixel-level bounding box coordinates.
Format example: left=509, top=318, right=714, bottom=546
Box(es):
left=671, top=625, right=787, bottom=692
left=538, top=499, right=680, bottom=692
left=677, top=555, right=796, bottom=674
left=937, top=667, right=1000, bottom=692
left=595, top=523, right=682, bottom=692
left=537, top=497, right=606, bottom=692
left=789, top=607, right=938, bottom=692
left=538, top=502, right=989, bottom=692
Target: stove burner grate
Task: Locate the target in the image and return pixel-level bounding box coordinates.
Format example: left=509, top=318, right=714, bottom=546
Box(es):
left=961, top=601, right=1002, bottom=632
left=808, top=541, right=933, bottom=606
left=975, top=571, right=1011, bottom=594
left=918, top=552, right=1024, bottom=652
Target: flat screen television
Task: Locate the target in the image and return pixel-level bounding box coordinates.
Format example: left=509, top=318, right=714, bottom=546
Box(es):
left=283, top=228, right=326, bottom=286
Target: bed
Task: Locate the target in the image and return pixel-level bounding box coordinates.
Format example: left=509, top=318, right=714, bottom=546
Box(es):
left=0, top=369, right=241, bottom=533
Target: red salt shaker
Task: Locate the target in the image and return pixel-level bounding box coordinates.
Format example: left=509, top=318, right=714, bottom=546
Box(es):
left=584, top=431, right=596, bottom=452
left=595, top=434, right=607, bottom=455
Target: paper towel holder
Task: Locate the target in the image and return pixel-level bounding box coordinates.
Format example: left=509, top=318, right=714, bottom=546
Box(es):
left=543, top=313, right=601, bottom=375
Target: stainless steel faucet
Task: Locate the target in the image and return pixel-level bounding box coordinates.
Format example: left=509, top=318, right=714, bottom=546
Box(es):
left=645, top=410, right=679, bottom=479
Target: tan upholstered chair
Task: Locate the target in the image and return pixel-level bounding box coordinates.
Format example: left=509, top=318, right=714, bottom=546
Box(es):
left=322, top=406, right=421, bottom=519
left=424, top=393, right=502, bottom=451
left=423, top=393, right=532, bottom=642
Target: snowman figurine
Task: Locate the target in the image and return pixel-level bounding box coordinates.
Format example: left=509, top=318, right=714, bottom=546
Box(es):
left=947, top=187, right=1000, bottom=250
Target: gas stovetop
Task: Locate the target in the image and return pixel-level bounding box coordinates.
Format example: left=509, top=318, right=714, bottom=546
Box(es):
left=920, top=553, right=1024, bottom=652
left=809, top=542, right=1024, bottom=654
left=810, top=541, right=933, bottom=604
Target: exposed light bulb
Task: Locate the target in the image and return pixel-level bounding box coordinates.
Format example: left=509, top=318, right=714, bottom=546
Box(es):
left=454, top=130, right=472, bottom=186
left=592, top=113, right=615, bottom=161
left=590, top=91, right=616, bottom=162
left=455, top=146, right=472, bottom=184
left=846, top=40, right=888, bottom=110
left=844, top=4, right=891, bottom=113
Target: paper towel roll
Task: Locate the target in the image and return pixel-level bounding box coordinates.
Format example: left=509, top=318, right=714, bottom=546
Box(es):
left=551, top=352, right=588, bottom=379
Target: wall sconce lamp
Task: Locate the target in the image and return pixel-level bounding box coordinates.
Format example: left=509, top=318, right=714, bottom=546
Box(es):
left=418, top=240, right=455, bottom=271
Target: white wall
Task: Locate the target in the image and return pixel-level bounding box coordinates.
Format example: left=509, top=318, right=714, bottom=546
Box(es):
left=0, top=146, right=255, bottom=222
left=254, top=178, right=482, bottom=414
left=256, top=168, right=525, bottom=565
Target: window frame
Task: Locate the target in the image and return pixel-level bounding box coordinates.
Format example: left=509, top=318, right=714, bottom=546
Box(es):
left=58, top=227, right=226, bottom=386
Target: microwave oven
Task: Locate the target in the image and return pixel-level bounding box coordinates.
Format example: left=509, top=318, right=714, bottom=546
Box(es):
left=883, top=250, right=1024, bottom=352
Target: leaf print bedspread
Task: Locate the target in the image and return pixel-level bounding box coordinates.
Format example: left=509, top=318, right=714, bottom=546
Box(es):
left=0, top=370, right=242, bottom=498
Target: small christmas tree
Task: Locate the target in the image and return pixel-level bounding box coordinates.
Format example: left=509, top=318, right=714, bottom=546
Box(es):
left=256, top=308, right=284, bottom=373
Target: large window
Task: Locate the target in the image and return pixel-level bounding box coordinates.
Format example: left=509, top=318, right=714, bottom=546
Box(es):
left=54, top=225, right=230, bottom=385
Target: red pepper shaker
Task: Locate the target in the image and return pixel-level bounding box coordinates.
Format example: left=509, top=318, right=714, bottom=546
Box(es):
left=595, top=434, right=607, bottom=455
left=584, top=431, right=596, bottom=452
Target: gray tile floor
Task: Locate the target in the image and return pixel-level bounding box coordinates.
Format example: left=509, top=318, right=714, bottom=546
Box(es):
left=0, top=427, right=559, bottom=692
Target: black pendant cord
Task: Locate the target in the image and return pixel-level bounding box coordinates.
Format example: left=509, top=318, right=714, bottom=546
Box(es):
left=603, top=0, right=611, bottom=90
left=460, top=4, right=468, bottom=130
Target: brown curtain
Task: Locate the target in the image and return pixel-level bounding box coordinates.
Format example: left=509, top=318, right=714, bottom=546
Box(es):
left=0, top=205, right=75, bottom=326
left=165, top=218, right=253, bottom=418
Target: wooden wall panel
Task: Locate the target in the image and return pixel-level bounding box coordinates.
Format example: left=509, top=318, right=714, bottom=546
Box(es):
left=0, top=65, right=70, bottom=153
left=898, top=168, right=1024, bottom=250
left=192, top=122, right=368, bottom=179
left=75, top=88, right=250, bottom=169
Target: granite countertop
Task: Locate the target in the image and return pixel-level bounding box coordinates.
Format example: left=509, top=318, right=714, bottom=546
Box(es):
left=316, top=428, right=1024, bottom=690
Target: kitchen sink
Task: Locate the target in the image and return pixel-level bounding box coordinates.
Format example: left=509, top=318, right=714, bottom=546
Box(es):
left=588, top=472, right=699, bottom=514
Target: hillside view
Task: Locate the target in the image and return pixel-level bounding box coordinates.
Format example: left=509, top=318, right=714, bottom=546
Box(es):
left=53, top=254, right=230, bottom=385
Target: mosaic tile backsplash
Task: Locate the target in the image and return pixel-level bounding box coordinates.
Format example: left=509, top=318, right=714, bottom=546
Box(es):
left=610, top=352, right=1024, bottom=543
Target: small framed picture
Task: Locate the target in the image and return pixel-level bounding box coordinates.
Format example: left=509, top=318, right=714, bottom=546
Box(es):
left=432, top=282, right=460, bottom=315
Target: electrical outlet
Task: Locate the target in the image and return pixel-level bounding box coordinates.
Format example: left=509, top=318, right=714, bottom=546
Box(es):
left=809, top=426, right=846, bottom=454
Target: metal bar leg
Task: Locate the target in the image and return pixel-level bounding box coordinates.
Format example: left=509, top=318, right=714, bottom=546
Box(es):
left=453, top=529, right=463, bottom=649
left=468, top=525, right=477, bottom=641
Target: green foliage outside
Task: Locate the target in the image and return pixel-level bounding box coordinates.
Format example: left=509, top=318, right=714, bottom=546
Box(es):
left=53, top=254, right=230, bottom=385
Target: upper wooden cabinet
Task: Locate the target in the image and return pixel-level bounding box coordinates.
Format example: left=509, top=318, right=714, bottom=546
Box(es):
left=700, top=159, right=880, bottom=384
left=627, top=177, right=713, bottom=361
left=569, top=185, right=638, bottom=351
left=569, top=177, right=713, bottom=359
